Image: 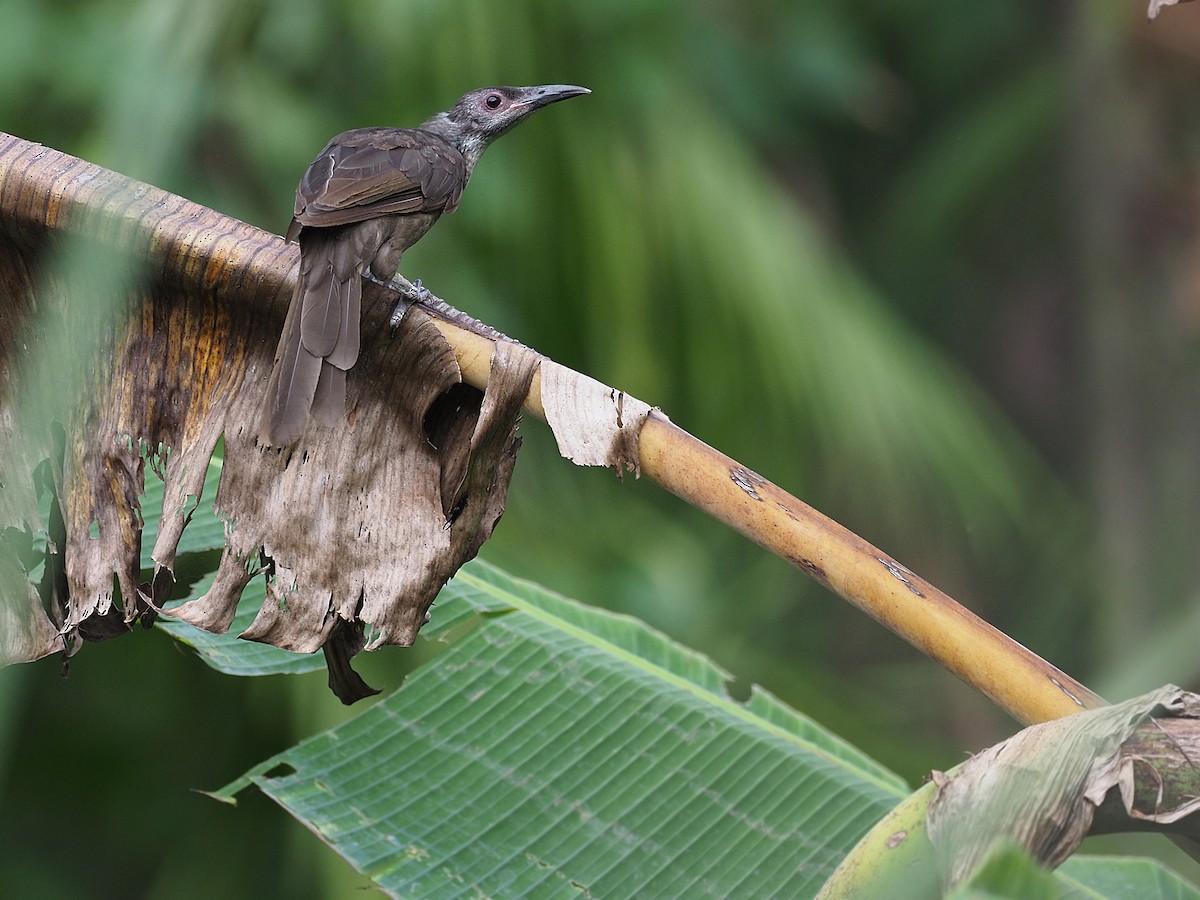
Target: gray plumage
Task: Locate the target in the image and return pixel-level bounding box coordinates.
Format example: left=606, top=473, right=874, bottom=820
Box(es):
left=262, top=84, right=590, bottom=445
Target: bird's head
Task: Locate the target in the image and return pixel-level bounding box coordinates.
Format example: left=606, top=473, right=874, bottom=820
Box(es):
left=428, top=84, right=590, bottom=165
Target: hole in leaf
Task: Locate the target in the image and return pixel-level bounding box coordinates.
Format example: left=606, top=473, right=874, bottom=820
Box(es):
left=725, top=677, right=752, bottom=703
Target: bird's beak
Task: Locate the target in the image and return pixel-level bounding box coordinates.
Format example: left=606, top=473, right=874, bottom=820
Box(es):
left=513, top=84, right=591, bottom=112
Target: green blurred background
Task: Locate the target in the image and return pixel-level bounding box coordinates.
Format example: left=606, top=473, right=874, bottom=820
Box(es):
left=4, top=0, right=1200, bottom=895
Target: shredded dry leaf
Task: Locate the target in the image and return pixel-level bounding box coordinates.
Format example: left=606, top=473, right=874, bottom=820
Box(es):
left=926, top=684, right=1200, bottom=887
left=1149, top=0, right=1197, bottom=20
left=0, top=133, right=539, bottom=701
left=540, top=359, right=653, bottom=473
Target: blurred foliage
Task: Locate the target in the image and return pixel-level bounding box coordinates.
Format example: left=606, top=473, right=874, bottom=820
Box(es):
left=4, top=0, right=1200, bottom=895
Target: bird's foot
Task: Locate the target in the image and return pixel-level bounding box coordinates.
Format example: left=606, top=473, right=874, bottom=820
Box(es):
left=387, top=277, right=434, bottom=327
left=411, top=278, right=433, bottom=303
left=386, top=273, right=433, bottom=304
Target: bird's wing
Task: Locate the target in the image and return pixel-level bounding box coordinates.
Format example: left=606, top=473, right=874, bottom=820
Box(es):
left=291, top=128, right=467, bottom=230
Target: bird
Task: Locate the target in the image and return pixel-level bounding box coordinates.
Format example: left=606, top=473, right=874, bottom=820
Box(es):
left=261, top=84, right=590, bottom=446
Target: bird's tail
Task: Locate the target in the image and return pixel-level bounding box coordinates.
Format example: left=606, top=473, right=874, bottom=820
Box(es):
left=261, top=230, right=362, bottom=445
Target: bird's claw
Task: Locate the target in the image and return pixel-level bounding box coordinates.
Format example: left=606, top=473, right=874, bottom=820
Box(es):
left=410, top=278, right=433, bottom=304
left=394, top=277, right=433, bottom=304
left=381, top=275, right=432, bottom=328
left=383, top=274, right=434, bottom=303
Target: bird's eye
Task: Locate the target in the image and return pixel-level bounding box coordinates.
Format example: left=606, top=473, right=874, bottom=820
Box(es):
left=484, top=93, right=503, bottom=110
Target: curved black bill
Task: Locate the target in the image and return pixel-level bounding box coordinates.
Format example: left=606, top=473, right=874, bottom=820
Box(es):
left=515, top=84, right=591, bottom=111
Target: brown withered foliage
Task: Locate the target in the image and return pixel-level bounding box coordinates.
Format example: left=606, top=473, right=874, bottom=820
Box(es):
left=0, top=133, right=534, bottom=702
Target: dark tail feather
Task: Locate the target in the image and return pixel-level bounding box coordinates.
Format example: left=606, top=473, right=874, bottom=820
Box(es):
left=264, top=229, right=365, bottom=443
left=299, top=255, right=345, bottom=358
left=325, top=273, right=361, bottom=370
left=311, top=363, right=347, bottom=427
left=261, top=281, right=323, bottom=445
left=299, top=229, right=361, bottom=368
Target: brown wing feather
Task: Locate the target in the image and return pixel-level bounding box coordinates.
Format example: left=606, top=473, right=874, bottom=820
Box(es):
left=291, top=128, right=466, bottom=230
